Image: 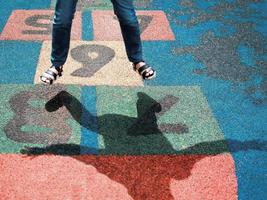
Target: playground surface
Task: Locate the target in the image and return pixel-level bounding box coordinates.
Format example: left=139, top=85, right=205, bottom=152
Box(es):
left=0, top=0, right=266, bottom=199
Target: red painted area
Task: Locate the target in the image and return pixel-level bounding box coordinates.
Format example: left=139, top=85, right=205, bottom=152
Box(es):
left=92, top=10, right=175, bottom=41
left=0, top=154, right=237, bottom=200
left=0, top=10, right=82, bottom=41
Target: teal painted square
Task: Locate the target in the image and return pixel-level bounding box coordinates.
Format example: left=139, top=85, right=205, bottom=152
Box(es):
left=0, top=41, right=42, bottom=84
left=0, top=84, right=82, bottom=153
left=96, top=86, right=227, bottom=155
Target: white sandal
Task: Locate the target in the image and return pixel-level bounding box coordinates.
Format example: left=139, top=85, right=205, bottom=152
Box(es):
left=40, top=66, right=63, bottom=85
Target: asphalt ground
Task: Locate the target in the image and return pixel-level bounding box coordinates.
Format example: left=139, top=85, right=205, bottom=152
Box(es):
left=0, top=0, right=266, bottom=199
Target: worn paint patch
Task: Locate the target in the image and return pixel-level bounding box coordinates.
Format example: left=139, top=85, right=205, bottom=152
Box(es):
left=0, top=10, right=81, bottom=41
left=34, top=41, right=143, bottom=86
left=92, top=10, right=175, bottom=41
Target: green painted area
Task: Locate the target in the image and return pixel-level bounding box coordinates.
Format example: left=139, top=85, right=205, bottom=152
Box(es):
left=28, top=99, right=47, bottom=108
left=0, top=84, right=81, bottom=153
left=0, top=84, right=228, bottom=155
left=96, top=86, right=228, bottom=155
left=21, top=125, right=53, bottom=133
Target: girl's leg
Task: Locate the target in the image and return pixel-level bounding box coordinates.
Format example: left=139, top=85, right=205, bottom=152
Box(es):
left=110, top=0, right=143, bottom=63
left=110, top=0, right=155, bottom=79
left=41, top=0, right=78, bottom=84
left=51, top=0, right=78, bottom=68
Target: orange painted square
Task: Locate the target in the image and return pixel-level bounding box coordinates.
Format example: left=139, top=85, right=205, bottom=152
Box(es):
left=0, top=10, right=82, bottom=41
left=92, top=10, right=175, bottom=41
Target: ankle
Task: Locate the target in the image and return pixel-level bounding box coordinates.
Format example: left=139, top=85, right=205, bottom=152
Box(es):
left=50, top=65, right=63, bottom=75
left=133, top=61, right=146, bottom=69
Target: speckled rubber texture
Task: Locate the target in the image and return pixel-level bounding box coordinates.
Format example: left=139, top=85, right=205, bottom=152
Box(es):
left=0, top=0, right=266, bottom=199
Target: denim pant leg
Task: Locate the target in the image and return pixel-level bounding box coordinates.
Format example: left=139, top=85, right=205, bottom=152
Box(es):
left=111, top=0, right=143, bottom=63
left=51, top=0, right=78, bottom=68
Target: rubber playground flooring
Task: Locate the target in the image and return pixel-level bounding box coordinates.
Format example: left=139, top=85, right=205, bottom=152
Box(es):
left=0, top=0, right=266, bottom=199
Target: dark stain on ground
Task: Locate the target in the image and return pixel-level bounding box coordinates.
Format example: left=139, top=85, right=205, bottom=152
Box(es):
left=169, top=0, right=267, bottom=104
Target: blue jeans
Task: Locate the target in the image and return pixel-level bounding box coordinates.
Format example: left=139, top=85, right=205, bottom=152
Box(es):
left=51, top=0, right=143, bottom=68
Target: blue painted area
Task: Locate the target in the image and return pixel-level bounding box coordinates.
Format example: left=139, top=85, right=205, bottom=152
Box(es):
left=237, top=44, right=256, bottom=67
left=203, top=85, right=267, bottom=199
left=145, top=1, right=267, bottom=198
left=195, top=0, right=219, bottom=10
left=220, top=24, right=236, bottom=37
left=80, top=86, right=99, bottom=154
left=145, top=40, right=267, bottom=198
left=248, top=1, right=267, bottom=11
left=143, top=41, right=208, bottom=86
left=0, top=41, right=42, bottom=84
left=149, top=0, right=177, bottom=10
left=172, top=20, right=223, bottom=46
left=0, top=0, right=51, bottom=32
left=82, top=11, right=94, bottom=41
left=255, top=21, right=267, bottom=37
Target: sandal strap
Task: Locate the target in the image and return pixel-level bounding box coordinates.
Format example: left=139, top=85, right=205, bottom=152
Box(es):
left=138, top=65, right=154, bottom=78
left=137, top=64, right=149, bottom=74
left=133, top=63, right=156, bottom=80
left=40, top=66, right=63, bottom=84
left=55, top=67, right=63, bottom=76
left=44, top=69, right=58, bottom=80
left=42, top=66, right=62, bottom=80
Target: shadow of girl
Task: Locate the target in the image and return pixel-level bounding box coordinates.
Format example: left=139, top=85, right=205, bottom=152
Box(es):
left=21, top=91, right=267, bottom=199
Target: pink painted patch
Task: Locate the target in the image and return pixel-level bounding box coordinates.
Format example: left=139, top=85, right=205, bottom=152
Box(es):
left=170, top=154, right=238, bottom=200
left=92, top=10, right=175, bottom=41
left=0, top=154, right=133, bottom=200
left=0, top=154, right=237, bottom=200
left=0, top=10, right=82, bottom=41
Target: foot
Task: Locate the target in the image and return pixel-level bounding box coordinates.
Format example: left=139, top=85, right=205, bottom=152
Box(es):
left=133, top=61, right=156, bottom=80
left=40, top=66, right=63, bottom=85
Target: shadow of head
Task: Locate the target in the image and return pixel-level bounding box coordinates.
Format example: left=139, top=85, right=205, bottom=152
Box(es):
left=127, top=92, right=163, bottom=136
left=45, top=91, right=72, bottom=112
left=137, top=92, right=162, bottom=113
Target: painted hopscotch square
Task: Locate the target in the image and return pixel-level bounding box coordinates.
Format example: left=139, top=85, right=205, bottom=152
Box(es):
left=51, top=0, right=153, bottom=10
left=35, top=41, right=144, bottom=86
left=96, top=86, right=228, bottom=155
left=0, top=154, right=237, bottom=199
left=0, top=10, right=81, bottom=41
left=0, top=84, right=82, bottom=153
left=92, top=10, right=175, bottom=41
left=0, top=41, right=42, bottom=84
